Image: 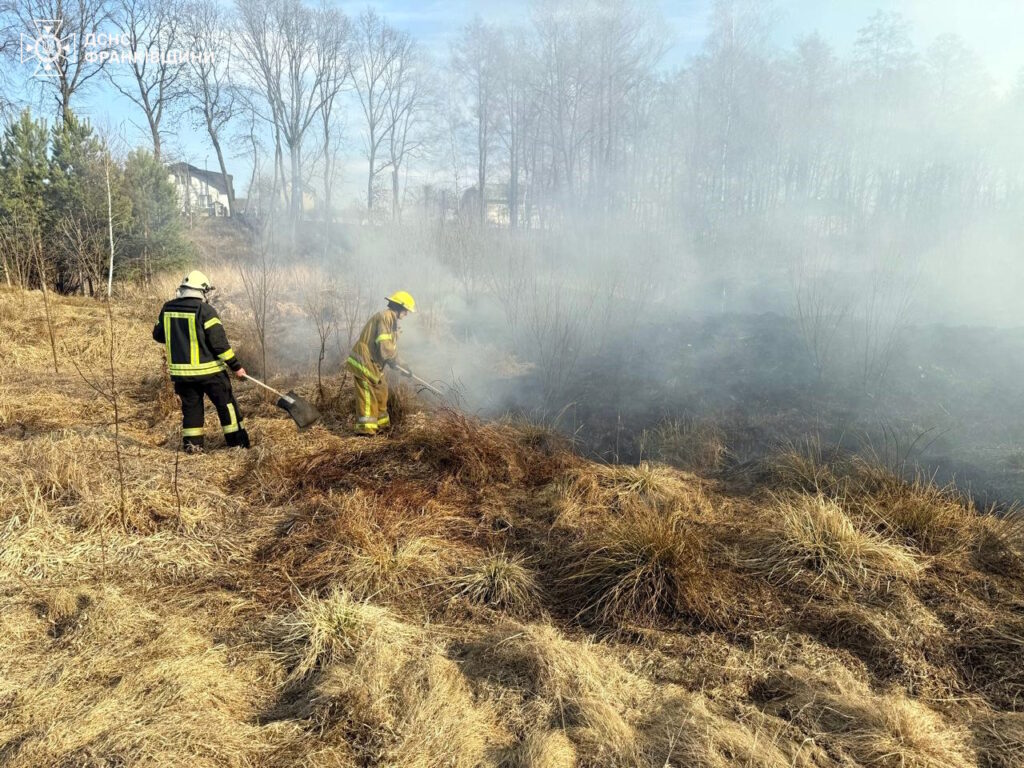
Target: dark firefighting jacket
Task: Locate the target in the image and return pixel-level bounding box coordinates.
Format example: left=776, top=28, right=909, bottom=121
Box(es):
left=152, top=297, right=242, bottom=381
left=346, top=309, right=401, bottom=383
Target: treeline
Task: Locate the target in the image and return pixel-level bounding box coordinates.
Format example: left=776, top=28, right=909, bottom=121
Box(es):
left=0, top=0, right=1022, bottom=293
left=0, top=110, right=190, bottom=294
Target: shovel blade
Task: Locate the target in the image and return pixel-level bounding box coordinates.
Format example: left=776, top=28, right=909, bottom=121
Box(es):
left=276, top=390, right=321, bottom=429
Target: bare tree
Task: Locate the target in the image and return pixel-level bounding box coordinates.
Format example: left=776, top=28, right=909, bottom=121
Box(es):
left=235, top=0, right=347, bottom=233
left=384, top=36, right=424, bottom=221
left=351, top=7, right=404, bottom=212
left=183, top=0, right=236, bottom=213
left=108, top=0, right=185, bottom=159
left=7, top=0, right=111, bottom=121
left=299, top=272, right=338, bottom=402
left=31, top=225, right=59, bottom=372
left=791, top=252, right=849, bottom=384
left=452, top=16, right=499, bottom=224
left=237, top=223, right=278, bottom=380
left=494, top=28, right=536, bottom=228
left=313, top=3, right=349, bottom=229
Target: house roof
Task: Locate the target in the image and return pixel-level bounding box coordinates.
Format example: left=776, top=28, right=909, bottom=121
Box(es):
left=166, top=162, right=234, bottom=198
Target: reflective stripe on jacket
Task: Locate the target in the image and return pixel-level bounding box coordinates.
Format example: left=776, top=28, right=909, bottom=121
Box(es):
left=152, top=297, right=242, bottom=381
left=346, top=309, right=399, bottom=382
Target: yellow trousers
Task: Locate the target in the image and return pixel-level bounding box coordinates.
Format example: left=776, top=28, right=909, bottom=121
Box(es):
left=353, top=373, right=389, bottom=434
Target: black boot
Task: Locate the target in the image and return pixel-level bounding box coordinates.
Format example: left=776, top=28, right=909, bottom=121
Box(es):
left=226, top=429, right=251, bottom=449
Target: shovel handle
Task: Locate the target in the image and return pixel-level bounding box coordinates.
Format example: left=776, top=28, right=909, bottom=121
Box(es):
left=243, top=374, right=294, bottom=404
left=394, top=365, right=444, bottom=396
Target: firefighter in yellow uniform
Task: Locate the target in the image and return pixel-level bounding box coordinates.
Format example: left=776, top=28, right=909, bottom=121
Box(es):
left=346, top=291, right=415, bottom=435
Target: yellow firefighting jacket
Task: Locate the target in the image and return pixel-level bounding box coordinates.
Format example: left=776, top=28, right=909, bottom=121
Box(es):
left=346, top=309, right=400, bottom=382
left=152, top=297, right=241, bottom=380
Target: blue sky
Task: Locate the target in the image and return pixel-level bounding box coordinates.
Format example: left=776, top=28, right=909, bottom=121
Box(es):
left=11, top=0, right=1023, bottom=199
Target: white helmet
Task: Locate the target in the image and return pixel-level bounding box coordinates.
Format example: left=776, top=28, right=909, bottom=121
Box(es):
left=181, top=270, right=214, bottom=292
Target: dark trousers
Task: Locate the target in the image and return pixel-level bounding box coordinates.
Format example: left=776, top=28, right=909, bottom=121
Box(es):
left=174, top=373, right=250, bottom=450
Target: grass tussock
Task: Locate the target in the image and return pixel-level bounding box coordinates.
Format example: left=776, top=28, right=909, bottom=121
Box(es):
left=806, top=589, right=949, bottom=686
left=292, top=598, right=504, bottom=768
left=291, top=409, right=571, bottom=491
left=478, top=624, right=648, bottom=761
left=450, top=550, right=543, bottom=616
left=760, top=439, right=849, bottom=493
left=749, top=492, right=923, bottom=593
left=642, top=416, right=729, bottom=473
left=551, top=461, right=712, bottom=527
left=644, top=691, right=794, bottom=768
left=562, top=507, right=717, bottom=627
left=274, top=587, right=413, bottom=681
left=758, top=665, right=975, bottom=768
left=956, top=615, right=1024, bottom=707
left=852, top=466, right=974, bottom=555
left=256, top=488, right=473, bottom=606
left=974, top=509, right=1024, bottom=576
left=762, top=444, right=977, bottom=556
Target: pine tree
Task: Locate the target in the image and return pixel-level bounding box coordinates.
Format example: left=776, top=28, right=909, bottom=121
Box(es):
left=0, top=109, right=51, bottom=287
left=46, top=113, right=129, bottom=294
left=122, top=149, right=192, bottom=282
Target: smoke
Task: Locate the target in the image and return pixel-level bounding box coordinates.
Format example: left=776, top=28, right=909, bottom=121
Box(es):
left=207, top=3, right=1024, bottom=504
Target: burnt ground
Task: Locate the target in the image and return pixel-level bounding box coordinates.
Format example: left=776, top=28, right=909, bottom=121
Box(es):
left=504, top=312, right=1024, bottom=508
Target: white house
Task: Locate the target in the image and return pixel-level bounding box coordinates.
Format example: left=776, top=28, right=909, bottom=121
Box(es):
left=167, top=162, right=234, bottom=217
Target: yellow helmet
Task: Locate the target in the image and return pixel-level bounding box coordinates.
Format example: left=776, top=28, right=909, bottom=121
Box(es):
left=181, top=270, right=214, bottom=291
left=386, top=290, right=416, bottom=313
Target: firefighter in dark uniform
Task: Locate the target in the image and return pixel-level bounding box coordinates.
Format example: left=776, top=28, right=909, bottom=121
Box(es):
left=153, top=270, right=251, bottom=453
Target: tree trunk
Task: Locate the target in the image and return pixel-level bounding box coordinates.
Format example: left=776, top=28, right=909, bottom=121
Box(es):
left=323, top=120, right=332, bottom=247
left=392, top=164, right=400, bottom=221
left=290, top=141, right=302, bottom=222
left=478, top=119, right=486, bottom=225
left=509, top=135, right=519, bottom=230
left=367, top=143, right=376, bottom=210
left=209, top=124, right=234, bottom=217
left=149, top=113, right=162, bottom=161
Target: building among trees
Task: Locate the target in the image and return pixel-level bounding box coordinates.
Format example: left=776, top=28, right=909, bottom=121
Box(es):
left=167, top=162, right=234, bottom=217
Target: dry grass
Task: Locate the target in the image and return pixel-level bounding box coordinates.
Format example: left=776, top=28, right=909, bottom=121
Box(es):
left=642, top=416, right=729, bottom=473
left=758, top=664, right=975, bottom=767
left=478, top=623, right=649, bottom=761
left=849, top=463, right=974, bottom=555
left=643, top=691, right=795, bottom=767
left=761, top=444, right=977, bottom=556
left=748, top=492, right=924, bottom=593
left=514, top=729, right=577, bottom=768
left=0, top=586, right=272, bottom=768
left=974, top=711, right=1024, bottom=768
left=550, top=461, right=713, bottom=528
left=294, top=602, right=505, bottom=767
left=450, top=550, right=543, bottom=616
left=562, top=506, right=716, bottom=627
left=274, top=587, right=412, bottom=681
left=5, top=288, right=1024, bottom=768
left=975, top=509, right=1024, bottom=575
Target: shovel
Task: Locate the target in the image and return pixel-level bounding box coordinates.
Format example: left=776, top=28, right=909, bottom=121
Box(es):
left=243, top=374, right=321, bottom=428
left=393, top=365, right=445, bottom=397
